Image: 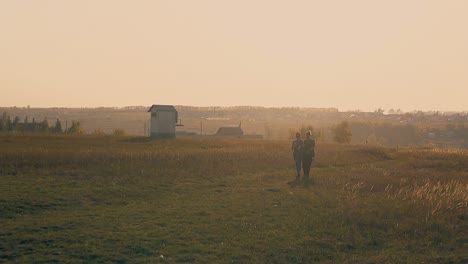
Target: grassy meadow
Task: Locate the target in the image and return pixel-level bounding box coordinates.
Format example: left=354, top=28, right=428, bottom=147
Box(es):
left=0, top=134, right=467, bottom=263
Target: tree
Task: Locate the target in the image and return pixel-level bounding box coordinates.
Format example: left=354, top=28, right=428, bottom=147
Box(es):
left=374, top=108, right=385, bottom=115
left=32, top=118, right=38, bottom=132
left=67, top=120, right=83, bottom=134
left=12, top=116, right=20, bottom=131
left=333, top=121, right=352, bottom=143
left=53, top=119, right=63, bottom=133
left=1, top=112, right=11, bottom=132
left=39, top=118, right=49, bottom=133
left=6, top=114, right=12, bottom=131
left=23, top=116, right=29, bottom=132
left=21, top=116, right=29, bottom=132
left=0, top=112, right=5, bottom=131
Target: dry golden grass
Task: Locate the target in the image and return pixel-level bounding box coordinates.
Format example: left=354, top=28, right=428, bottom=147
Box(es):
left=0, top=134, right=467, bottom=263
left=386, top=179, right=468, bottom=219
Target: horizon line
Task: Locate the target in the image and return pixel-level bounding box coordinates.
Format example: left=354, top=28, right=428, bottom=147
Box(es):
left=0, top=105, right=467, bottom=113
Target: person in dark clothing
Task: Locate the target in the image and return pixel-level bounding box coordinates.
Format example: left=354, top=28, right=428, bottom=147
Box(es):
left=291, top=132, right=303, bottom=181
left=302, top=130, right=316, bottom=185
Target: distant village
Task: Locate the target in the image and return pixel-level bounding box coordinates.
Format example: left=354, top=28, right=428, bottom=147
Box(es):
left=1, top=105, right=467, bottom=149
left=147, top=104, right=261, bottom=139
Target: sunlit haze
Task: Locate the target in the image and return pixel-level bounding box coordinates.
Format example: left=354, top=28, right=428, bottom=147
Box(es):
left=1, top=0, right=467, bottom=111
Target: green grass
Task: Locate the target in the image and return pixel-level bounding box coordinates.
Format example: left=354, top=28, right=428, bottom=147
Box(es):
left=0, top=134, right=467, bottom=263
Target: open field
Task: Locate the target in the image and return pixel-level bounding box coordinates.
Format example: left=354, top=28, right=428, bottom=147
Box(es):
left=0, top=134, right=467, bottom=263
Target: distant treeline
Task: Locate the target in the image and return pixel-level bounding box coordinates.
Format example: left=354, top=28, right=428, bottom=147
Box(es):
left=349, top=121, right=467, bottom=148
left=350, top=122, right=422, bottom=146
left=287, top=121, right=467, bottom=148
left=289, top=122, right=420, bottom=145
left=0, top=112, right=82, bottom=134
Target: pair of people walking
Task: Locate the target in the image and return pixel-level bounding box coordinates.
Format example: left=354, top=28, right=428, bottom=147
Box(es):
left=291, top=130, right=316, bottom=186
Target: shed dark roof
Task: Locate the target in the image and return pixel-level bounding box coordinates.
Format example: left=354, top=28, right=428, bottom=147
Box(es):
left=216, top=126, right=244, bottom=136
left=147, top=105, right=177, bottom=112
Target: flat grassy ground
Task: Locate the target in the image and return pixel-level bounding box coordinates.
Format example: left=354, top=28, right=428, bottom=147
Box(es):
left=0, top=134, right=467, bottom=263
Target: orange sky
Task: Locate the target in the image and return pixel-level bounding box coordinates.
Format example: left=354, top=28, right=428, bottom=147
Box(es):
left=1, top=0, right=467, bottom=111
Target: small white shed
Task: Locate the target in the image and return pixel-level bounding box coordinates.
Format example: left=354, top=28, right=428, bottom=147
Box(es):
left=147, top=105, right=178, bottom=138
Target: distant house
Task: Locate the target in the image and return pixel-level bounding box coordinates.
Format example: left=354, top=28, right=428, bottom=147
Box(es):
left=216, top=124, right=244, bottom=137
left=147, top=105, right=178, bottom=138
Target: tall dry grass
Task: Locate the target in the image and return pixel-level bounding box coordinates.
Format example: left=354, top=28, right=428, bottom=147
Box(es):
left=385, top=179, right=468, bottom=220
left=1, top=134, right=467, bottom=262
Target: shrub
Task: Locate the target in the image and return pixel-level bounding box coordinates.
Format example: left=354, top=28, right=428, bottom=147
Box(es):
left=333, top=121, right=352, bottom=143
left=92, top=128, right=106, bottom=136
left=67, top=120, right=84, bottom=134
left=112, top=128, right=126, bottom=137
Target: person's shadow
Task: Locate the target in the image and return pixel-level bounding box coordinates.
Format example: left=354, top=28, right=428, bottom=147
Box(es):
left=287, top=178, right=314, bottom=188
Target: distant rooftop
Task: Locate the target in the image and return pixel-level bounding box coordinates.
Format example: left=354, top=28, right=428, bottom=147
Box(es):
left=216, top=126, right=244, bottom=136
left=147, top=105, right=177, bottom=112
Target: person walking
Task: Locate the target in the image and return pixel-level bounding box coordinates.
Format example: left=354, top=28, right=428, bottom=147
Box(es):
left=302, top=130, right=316, bottom=186
left=291, top=132, right=303, bottom=182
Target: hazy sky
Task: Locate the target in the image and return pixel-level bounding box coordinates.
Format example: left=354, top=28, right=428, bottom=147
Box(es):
left=1, top=1, right=467, bottom=111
